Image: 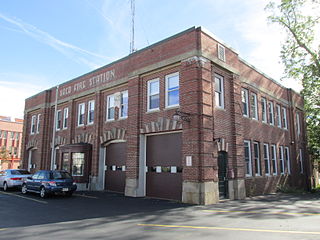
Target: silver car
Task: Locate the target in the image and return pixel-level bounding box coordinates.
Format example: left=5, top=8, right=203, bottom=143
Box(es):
left=0, top=169, right=32, bottom=191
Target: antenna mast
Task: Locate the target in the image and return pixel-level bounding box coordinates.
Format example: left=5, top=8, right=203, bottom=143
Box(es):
left=130, top=0, right=135, bottom=53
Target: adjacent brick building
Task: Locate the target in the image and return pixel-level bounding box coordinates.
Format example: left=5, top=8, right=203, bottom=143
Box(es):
left=22, top=27, right=310, bottom=204
left=0, top=116, right=23, bottom=170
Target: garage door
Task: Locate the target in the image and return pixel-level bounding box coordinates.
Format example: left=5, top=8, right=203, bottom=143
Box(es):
left=146, top=133, right=182, bottom=201
left=105, top=142, right=127, bottom=193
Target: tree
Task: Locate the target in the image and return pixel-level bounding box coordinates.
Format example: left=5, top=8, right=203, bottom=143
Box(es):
left=265, top=0, right=320, bottom=167
left=0, top=146, right=11, bottom=169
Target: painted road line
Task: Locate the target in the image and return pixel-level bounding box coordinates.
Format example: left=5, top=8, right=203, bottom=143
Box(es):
left=137, top=224, right=320, bottom=235
left=0, top=228, right=6, bottom=231
left=202, top=209, right=320, bottom=216
left=0, top=191, right=47, bottom=204
left=73, top=193, right=98, bottom=199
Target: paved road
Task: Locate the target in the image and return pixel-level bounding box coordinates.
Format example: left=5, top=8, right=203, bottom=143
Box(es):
left=0, top=190, right=319, bottom=240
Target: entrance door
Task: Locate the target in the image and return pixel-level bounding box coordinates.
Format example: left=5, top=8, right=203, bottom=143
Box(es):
left=146, top=133, right=182, bottom=201
left=218, top=151, right=228, bottom=198
left=105, top=142, right=127, bottom=193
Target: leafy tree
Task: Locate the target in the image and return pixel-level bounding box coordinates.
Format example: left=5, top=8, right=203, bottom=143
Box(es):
left=0, top=146, right=11, bottom=169
left=266, top=0, right=320, bottom=165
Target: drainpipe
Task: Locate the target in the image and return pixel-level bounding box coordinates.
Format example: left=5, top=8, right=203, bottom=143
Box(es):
left=50, top=85, right=59, bottom=170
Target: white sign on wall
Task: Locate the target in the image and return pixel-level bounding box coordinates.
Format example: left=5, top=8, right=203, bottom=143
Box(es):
left=186, top=156, right=192, bottom=166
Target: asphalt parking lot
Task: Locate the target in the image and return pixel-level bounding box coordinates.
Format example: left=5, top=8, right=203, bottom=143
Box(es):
left=0, top=190, right=319, bottom=240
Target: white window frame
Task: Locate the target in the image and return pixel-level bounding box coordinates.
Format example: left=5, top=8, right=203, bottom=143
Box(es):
left=36, top=114, right=41, bottom=134
left=296, top=112, right=301, bottom=136
left=77, top=103, right=85, bottom=126
left=215, top=74, right=224, bottom=109
left=165, top=72, right=180, bottom=108
left=282, top=107, right=288, bottom=129
left=120, top=90, right=128, bottom=119
left=299, top=149, right=303, bottom=174
left=271, top=144, right=277, bottom=176
left=56, top=110, right=62, bottom=131
left=279, top=146, right=285, bottom=175
left=87, top=100, right=95, bottom=125
left=268, top=101, right=274, bottom=125
left=285, top=147, right=291, bottom=174
left=250, top=93, right=258, bottom=120
left=261, top=97, right=267, bottom=123
left=242, top=88, right=249, bottom=117
left=217, top=44, right=226, bottom=62
left=63, top=108, right=68, bottom=129
left=263, top=143, right=270, bottom=176
left=276, top=104, right=282, bottom=128
left=147, top=78, right=160, bottom=112
left=253, top=142, right=261, bottom=176
left=244, top=140, right=252, bottom=177
left=106, top=94, right=115, bottom=121
left=31, top=115, right=36, bottom=134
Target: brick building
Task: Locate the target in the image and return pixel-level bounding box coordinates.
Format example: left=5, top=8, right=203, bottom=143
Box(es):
left=22, top=27, right=309, bottom=204
left=0, top=116, right=23, bottom=170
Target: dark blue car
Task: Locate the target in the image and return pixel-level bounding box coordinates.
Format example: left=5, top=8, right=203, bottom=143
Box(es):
left=21, top=170, right=77, bottom=198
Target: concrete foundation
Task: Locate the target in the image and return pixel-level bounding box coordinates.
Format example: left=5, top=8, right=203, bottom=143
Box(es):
left=182, top=181, right=219, bottom=205
left=228, top=179, right=246, bottom=200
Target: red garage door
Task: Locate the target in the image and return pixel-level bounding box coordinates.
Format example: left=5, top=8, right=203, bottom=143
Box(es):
left=105, top=142, right=127, bottom=193
left=146, top=133, right=182, bottom=201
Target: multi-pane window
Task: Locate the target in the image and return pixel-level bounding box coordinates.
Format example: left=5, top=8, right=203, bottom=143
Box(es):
left=62, top=153, right=70, bottom=172
left=284, top=147, right=291, bottom=174
left=165, top=72, right=179, bottom=107
left=282, top=107, right=288, bottom=129
left=299, top=149, right=303, bottom=174
left=271, top=145, right=277, bottom=175
left=276, top=104, right=282, bottom=128
left=279, top=146, right=285, bottom=174
left=215, top=74, right=224, bottom=108
left=147, top=79, right=160, bottom=111
left=16, top=132, right=20, bottom=140
left=242, top=89, right=249, bottom=117
left=107, top=95, right=115, bottom=121
left=72, top=153, right=85, bottom=176
left=78, top=103, right=85, bottom=126
left=218, top=44, right=226, bottom=61
left=31, top=115, right=36, bottom=134
left=268, top=102, right=274, bottom=125
left=120, top=91, right=128, bottom=118
left=244, top=140, right=252, bottom=177
left=296, top=113, right=301, bottom=136
left=36, top=114, right=41, bottom=133
left=10, top=132, right=14, bottom=140
left=253, top=142, right=261, bottom=176
left=3, top=131, right=7, bottom=139
left=261, top=98, right=267, bottom=123
left=263, top=143, right=270, bottom=175
left=56, top=110, right=62, bottom=130
left=63, top=108, right=68, bottom=129
left=250, top=93, right=258, bottom=120
left=87, top=100, right=95, bottom=124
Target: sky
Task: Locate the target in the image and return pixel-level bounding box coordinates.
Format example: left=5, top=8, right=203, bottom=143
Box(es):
left=0, top=0, right=302, bottom=119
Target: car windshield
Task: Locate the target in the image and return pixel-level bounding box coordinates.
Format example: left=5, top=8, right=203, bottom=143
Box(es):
left=51, top=171, right=72, bottom=180
left=10, top=170, right=31, bottom=175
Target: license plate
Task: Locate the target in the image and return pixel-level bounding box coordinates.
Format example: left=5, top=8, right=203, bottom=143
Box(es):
left=62, top=188, right=69, bottom=192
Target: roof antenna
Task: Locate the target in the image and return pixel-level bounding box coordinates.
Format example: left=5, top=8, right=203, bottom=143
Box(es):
left=130, top=0, right=135, bottom=53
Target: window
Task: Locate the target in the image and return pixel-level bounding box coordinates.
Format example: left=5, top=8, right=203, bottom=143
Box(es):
left=279, top=146, right=285, bottom=174
left=250, top=93, right=258, bottom=120
left=217, top=44, right=226, bottom=61
left=296, top=113, right=301, bottom=136
left=63, top=108, right=68, bottom=129
left=276, top=104, right=282, bottom=128
left=15, top=132, right=20, bottom=140
left=107, top=95, right=115, bottom=121
left=147, top=79, right=160, bottom=111
left=120, top=90, right=128, bottom=118
left=261, top=98, right=267, bottom=123
left=10, top=132, right=14, bottom=140
left=284, top=147, right=291, bottom=174
left=299, top=149, right=303, bottom=174
left=56, top=110, right=62, bottom=130
left=271, top=145, right=277, bottom=175
left=87, top=100, right=95, bottom=124
left=31, top=115, right=36, bottom=134
left=263, top=144, right=270, bottom=175
left=165, top=72, right=179, bottom=107
left=268, top=102, right=274, bottom=125
left=244, top=140, right=252, bottom=177
left=282, top=107, right=288, bottom=129
left=215, top=74, right=224, bottom=108
left=253, top=142, right=261, bottom=176
left=78, top=103, right=85, bottom=126
left=72, top=153, right=85, bottom=176
left=62, top=153, right=70, bottom=172
left=242, top=89, right=249, bottom=117
left=36, top=114, right=41, bottom=133
left=3, top=131, right=7, bottom=139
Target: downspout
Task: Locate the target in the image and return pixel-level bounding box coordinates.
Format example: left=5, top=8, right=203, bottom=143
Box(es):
left=50, top=85, right=59, bottom=170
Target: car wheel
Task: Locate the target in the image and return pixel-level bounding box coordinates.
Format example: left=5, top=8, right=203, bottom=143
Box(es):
left=40, top=187, right=46, bottom=198
left=3, top=182, right=8, bottom=191
left=21, top=184, right=28, bottom=194
left=65, top=191, right=73, bottom=197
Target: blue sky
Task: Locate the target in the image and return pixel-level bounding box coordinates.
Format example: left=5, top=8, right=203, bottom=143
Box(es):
left=0, top=0, right=300, bottom=118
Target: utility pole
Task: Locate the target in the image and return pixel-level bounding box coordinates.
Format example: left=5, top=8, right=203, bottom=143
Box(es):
left=130, top=0, right=135, bottom=53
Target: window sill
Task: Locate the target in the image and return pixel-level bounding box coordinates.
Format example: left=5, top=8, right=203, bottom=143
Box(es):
left=146, top=109, right=160, bottom=114
left=164, top=105, right=179, bottom=110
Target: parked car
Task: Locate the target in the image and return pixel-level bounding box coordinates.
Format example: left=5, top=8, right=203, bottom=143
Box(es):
left=0, top=169, right=32, bottom=191
left=21, top=170, right=77, bottom=198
